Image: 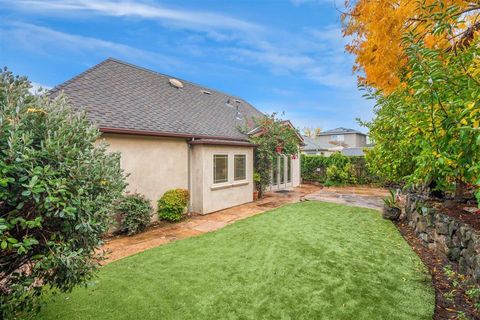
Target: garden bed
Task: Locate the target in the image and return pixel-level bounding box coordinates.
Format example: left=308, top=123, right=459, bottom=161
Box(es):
left=430, top=201, right=480, bottom=232
left=396, top=221, right=479, bottom=319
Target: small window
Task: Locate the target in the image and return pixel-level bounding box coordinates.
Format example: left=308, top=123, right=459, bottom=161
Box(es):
left=213, top=155, right=228, bottom=184
left=234, top=154, right=246, bottom=181
left=331, top=134, right=344, bottom=142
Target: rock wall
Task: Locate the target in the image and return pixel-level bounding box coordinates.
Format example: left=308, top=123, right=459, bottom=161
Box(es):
left=404, top=193, right=480, bottom=282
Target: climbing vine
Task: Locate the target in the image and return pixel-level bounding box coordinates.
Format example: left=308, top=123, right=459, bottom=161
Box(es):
left=247, top=113, right=300, bottom=197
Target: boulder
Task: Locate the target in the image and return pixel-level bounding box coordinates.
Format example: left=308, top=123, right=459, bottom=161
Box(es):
left=382, top=206, right=401, bottom=221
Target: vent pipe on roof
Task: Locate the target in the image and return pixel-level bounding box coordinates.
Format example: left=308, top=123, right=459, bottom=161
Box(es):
left=225, top=98, right=234, bottom=108
left=169, top=78, right=183, bottom=89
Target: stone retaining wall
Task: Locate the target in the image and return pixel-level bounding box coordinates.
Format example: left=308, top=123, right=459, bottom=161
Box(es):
left=404, top=193, right=480, bottom=282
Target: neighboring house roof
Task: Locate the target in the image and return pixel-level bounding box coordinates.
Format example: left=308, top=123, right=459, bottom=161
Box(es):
left=316, top=127, right=367, bottom=136
left=301, top=136, right=337, bottom=151
left=341, top=147, right=366, bottom=156
left=49, top=58, right=264, bottom=141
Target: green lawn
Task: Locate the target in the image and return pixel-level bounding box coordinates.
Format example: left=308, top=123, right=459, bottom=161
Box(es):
left=38, top=201, right=434, bottom=320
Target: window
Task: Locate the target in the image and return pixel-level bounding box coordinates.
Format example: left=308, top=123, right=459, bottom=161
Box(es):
left=287, top=156, right=292, bottom=183
left=213, top=155, right=228, bottom=184
left=331, top=134, right=344, bottom=142
left=234, top=154, right=246, bottom=181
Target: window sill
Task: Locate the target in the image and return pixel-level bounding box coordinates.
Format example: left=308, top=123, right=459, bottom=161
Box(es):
left=232, top=180, right=249, bottom=187
left=210, top=181, right=249, bottom=191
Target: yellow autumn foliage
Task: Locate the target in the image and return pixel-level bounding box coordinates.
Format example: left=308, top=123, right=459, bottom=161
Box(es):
left=342, top=0, right=479, bottom=94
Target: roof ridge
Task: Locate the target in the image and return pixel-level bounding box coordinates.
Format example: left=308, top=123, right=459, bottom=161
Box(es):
left=104, top=57, right=252, bottom=104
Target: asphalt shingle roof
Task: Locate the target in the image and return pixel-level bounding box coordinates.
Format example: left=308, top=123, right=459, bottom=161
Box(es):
left=301, top=136, right=337, bottom=150
left=341, top=147, right=366, bottom=156
left=49, top=58, right=264, bottom=141
left=317, top=127, right=366, bottom=136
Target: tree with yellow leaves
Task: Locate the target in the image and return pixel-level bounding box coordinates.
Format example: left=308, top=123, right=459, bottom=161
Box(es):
left=344, top=0, right=480, bottom=202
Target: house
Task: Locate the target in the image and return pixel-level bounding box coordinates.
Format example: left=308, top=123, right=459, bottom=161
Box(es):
left=301, top=127, right=369, bottom=156
left=49, top=58, right=301, bottom=214
left=315, top=127, right=367, bottom=148
left=301, top=136, right=337, bottom=156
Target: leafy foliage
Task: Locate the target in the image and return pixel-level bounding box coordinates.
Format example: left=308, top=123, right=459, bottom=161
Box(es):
left=0, top=68, right=126, bottom=319
left=247, top=113, right=300, bottom=197
left=157, top=189, right=189, bottom=222
left=114, top=194, right=153, bottom=236
left=342, top=0, right=480, bottom=93
left=344, top=1, right=480, bottom=202
left=383, top=190, right=400, bottom=209
left=301, top=153, right=377, bottom=185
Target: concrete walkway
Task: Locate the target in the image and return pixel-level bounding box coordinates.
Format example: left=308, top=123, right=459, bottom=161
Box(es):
left=102, top=184, right=321, bottom=264
left=304, top=186, right=389, bottom=211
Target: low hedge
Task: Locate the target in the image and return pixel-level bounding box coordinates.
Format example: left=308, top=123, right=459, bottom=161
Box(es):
left=114, top=193, right=153, bottom=235
left=158, top=189, right=189, bottom=222
left=301, top=153, right=378, bottom=185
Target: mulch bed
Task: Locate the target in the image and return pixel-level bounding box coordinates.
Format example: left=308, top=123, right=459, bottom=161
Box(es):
left=439, top=203, right=480, bottom=232
left=395, top=221, right=480, bottom=319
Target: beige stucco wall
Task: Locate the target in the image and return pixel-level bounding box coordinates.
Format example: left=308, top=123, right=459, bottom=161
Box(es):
left=99, top=134, right=189, bottom=209
left=316, top=133, right=366, bottom=148
left=99, top=133, right=299, bottom=215
left=191, top=144, right=254, bottom=214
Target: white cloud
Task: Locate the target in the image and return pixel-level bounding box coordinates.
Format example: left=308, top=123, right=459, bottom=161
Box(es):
left=29, top=81, right=52, bottom=94
left=8, top=0, right=262, bottom=33
left=2, top=1, right=357, bottom=89
left=0, top=22, right=181, bottom=68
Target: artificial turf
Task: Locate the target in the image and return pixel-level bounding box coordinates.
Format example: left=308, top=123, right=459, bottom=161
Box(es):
left=37, top=201, right=434, bottom=320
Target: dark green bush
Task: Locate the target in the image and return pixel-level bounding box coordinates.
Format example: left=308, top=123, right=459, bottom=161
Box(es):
left=157, top=189, right=189, bottom=222
left=0, top=69, right=126, bottom=319
left=115, top=194, right=153, bottom=235
left=301, top=153, right=378, bottom=185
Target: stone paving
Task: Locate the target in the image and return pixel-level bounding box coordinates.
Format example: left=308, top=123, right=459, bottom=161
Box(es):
left=304, top=186, right=389, bottom=211
left=102, top=184, right=321, bottom=264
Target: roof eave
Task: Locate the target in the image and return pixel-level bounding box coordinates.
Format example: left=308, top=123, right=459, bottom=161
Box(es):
left=99, top=127, right=249, bottom=142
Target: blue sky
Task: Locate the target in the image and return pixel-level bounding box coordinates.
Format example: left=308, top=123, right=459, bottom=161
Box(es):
left=0, top=0, right=373, bottom=133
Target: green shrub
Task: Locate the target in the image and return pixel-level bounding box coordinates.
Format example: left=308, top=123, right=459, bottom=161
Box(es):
left=157, top=189, right=189, bottom=222
left=301, top=153, right=378, bottom=185
left=115, top=194, right=153, bottom=235
left=0, top=69, right=126, bottom=319
left=326, top=163, right=357, bottom=185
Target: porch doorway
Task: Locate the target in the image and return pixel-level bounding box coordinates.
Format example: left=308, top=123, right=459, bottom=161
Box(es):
left=269, top=155, right=292, bottom=190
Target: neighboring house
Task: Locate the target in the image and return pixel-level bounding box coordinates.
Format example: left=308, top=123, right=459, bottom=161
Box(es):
left=301, top=127, right=369, bottom=156
left=315, top=127, right=368, bottom=148
left=301, top=136, right=337, bottom=156
left=49, top=58, right=301, bottom=214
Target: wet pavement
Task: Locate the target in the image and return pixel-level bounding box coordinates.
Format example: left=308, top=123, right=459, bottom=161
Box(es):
left=304, top=186, right=389, bottom=211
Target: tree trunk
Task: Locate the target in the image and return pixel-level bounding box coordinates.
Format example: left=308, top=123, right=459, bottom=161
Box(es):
left=454, top=180, right=466, bottom=202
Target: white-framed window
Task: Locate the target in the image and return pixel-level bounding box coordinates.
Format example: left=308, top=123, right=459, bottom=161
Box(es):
left=331, top=134, right=344, bottom=142
left=234, top=154, right=246, bottom=181
left=213, top=154, right=228, bottom=184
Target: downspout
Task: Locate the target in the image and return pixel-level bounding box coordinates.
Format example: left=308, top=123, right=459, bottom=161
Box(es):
left=188, top=138, right=194, bottom=212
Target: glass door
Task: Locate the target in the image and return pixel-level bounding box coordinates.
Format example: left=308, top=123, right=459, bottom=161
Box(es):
left=279, top=156, right=285, bottom=184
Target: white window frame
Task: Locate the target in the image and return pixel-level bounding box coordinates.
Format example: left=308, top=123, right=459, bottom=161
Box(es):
left=233, top=154, right=247, bottom=181
left=213, top=154, right=229, bottom=184
left=331, top=134, right=344, bottom=142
